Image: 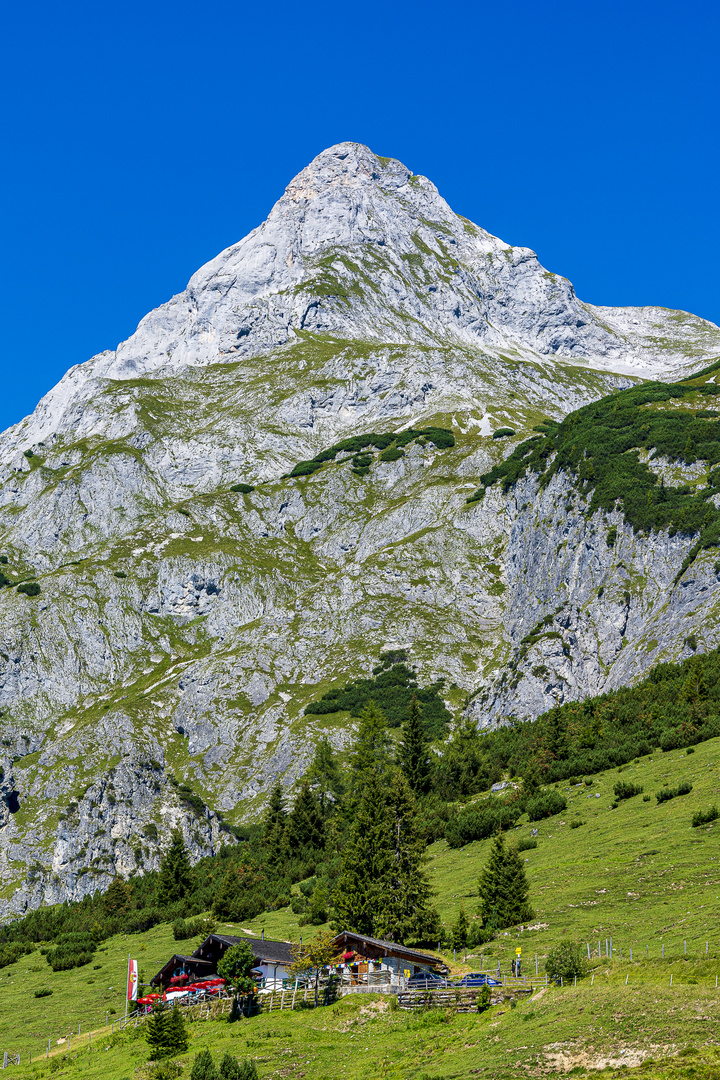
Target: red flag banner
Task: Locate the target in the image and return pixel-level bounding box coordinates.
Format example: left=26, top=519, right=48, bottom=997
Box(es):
left=127, top=958, right=139, bottom=1001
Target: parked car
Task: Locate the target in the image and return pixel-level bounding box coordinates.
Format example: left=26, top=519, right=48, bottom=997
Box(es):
left=406, top=971, right=447, bottom=988
left=455, top=973, right=501, bottom=987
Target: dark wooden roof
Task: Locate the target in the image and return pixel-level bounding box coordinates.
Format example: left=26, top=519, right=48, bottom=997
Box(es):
left=194, top=934, right=294, bottom=966
left=149, top=953, right=213, bottom=986
left=330, top=931, right=442, bottom=968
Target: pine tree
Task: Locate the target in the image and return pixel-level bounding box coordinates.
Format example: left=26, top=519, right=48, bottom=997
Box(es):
left=157, top=829, right=192, bottom=906
left=347, top=700, right=391, bottom=806
left=102, top=876, right=130, bottom=915
left=164, top=1001, right=189, bottom=1054
left=145, top=999, right=169, bottom=1058
left=305, top=736, right=345, bottom=815
left=334, top=767, right=434, bottom=943
left=236, top=1062, right=259, bottom=1080
left=333, top=766, right=392, bottom=935
left=190, top=1049, right=219, bottom=1080
left=451, top=902, right=469, bottom=949
left=218, top=1051, right=242, bottom=1080
left=374, top=770, right=434, bottom=943
left=397, top=694, right=431, bottom=795
left=262, top=780, right=287, bottom=867
left=478, top=831, right=533, bottom=931
left=285, top=781, right=325, bottom=855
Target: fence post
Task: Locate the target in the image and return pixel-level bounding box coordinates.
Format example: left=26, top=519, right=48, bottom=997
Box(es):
left=625, top=974, right=629, bottom=985
left=591, top=974, right=594, bottom=986
left=662, top=944, right=665, bottom=959
left=587, top=943, right=590, bottom=961
left=292, top=979, right=298, bottom=1010
left=684, top=941, right=687, bottom=956
left=670, top=974, right=673, bottom=986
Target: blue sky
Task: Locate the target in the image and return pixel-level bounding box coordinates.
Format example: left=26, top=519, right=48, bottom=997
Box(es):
left=1, top=0, right=718, bottom=431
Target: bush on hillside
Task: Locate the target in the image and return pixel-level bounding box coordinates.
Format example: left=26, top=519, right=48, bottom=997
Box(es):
left=516, top=837, right=537, bottom=852
left=230, top=483, right=254, bottom=493
left=526, top=791, right=567, bottom=821
left=691, top=806, right=718, bottom=827
left=492, top=428, right=515, bottom=439
left=17, top=582, right=40, bottom=596
left=545, top=941, right=587, bottom=982
left=613, top=780, right=644, bottom=800
left=656, top=781, right=693, bottom=804
left=445, top=800, right=522, bottom=848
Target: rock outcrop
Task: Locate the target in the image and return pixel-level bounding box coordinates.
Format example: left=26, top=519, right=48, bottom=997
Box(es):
left=0, top=142, right=719, bottom=918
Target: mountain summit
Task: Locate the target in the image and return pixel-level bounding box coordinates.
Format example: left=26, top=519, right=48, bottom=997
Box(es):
left=0, top=143, right=719, bottom=918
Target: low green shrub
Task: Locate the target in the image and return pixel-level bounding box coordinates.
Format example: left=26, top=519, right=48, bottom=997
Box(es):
left=230, top=483, right=254, bottom=493
left=526, top=790, right=567, bottom=821
left=17, top=582, right=40, bottom=596
left=569, top=820, right=585, bottom=828
left=545, top=941, right=587, bottom=982
left=34, top=987, right=52, bottom=998
left=656, top=781, right=693, bottom=804
left=613, top=780, right=644, bottom=800
left=516, top=837, right=538, bottom=852
left=492, top=428, right=515, bottom=439
left=114, top=571, right=127, bottom=578
left=691, top=806, right=719, bottom=827
left=379, top=446, right=404, bottom=462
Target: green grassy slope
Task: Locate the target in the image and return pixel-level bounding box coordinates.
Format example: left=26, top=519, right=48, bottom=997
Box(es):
left=2, top=739, right=719, bottom=1077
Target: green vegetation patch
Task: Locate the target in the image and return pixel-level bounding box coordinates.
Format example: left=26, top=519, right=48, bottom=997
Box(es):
left=304, top=650, right=452, bottom=737
left=287, top=426, right=455, bottom=479
left=477, top=646, right=720, bottom=784
left=466, top=371, right=720, bottom=573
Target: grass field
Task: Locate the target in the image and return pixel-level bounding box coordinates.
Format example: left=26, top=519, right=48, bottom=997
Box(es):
left=1, top=737, right=719, bottom=1077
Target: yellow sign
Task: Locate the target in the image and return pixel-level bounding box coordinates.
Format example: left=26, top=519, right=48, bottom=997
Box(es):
left=516, top=947, right=522, bottom=955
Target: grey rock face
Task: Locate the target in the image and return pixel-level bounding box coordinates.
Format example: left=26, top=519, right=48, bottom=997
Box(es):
left=0, top=143, right=719, bottom=918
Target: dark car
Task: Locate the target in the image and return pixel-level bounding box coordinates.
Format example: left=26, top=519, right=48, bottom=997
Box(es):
left=455, top=973, right=501, bottom=987
left=406, top=971, right=447, bottom=988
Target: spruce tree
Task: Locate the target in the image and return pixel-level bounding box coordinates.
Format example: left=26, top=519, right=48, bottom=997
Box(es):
left=102, top=876, right=130, bottom=915
left=305, top=736, right=345, bottom=815
left=190, top=1049, right=219, bottom=1080
left=397, top=694, right=431, bottom=795
left=451, top=902, right=469, bottom=949
left=164, top=1001, right=189, bottom=1054
left=478, top=831, right=533, bottom=931
left=157, top=829, right=192, bottom=906
left=347, top=700, right=391, bottom=806
left=333, top=766, right=391, bottom=935
left=374, top=769, right=434, bottom=944
left=262, top=780, right=287, bottom=867
left=218, top=1051, right=242, bottom=1080
left=334, top=767, right=434, bottom=943
left=285, top=781, right=325, bottom=855
left=236, top=1063, right=259, bottom=1080
left=145, top=999, right=169, bottom=1058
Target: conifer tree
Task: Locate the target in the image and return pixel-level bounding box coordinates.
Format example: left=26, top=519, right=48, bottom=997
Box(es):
left=334, top=767, right=434, bottom=943
left=102, top=876, right=130, bottom=915
left=478, top=831, right=533, bottom=931
left=145, top=999, right=169, bottom=1058
left=451, top=902, right=469, bottom=949
left=262, top=780, right=288, bottom=867
left=285, top=781, right=325, bottom=855
left=157, top=828, right=192, bottom=906
left=347, top=700, right=391, bottom=806
left=374, top=769, right=434, bottom=943
left=190, top=1048, right=219, bottom=1080
left=218, top=1052, right=242, bottom=1080
left=397, top=694, right=431, bottom=795
left=333, top=766, right=391, bottom=935
left=164, top=1001, right=189, bottom=1054
left=305, top=736, right=345, bottom=815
